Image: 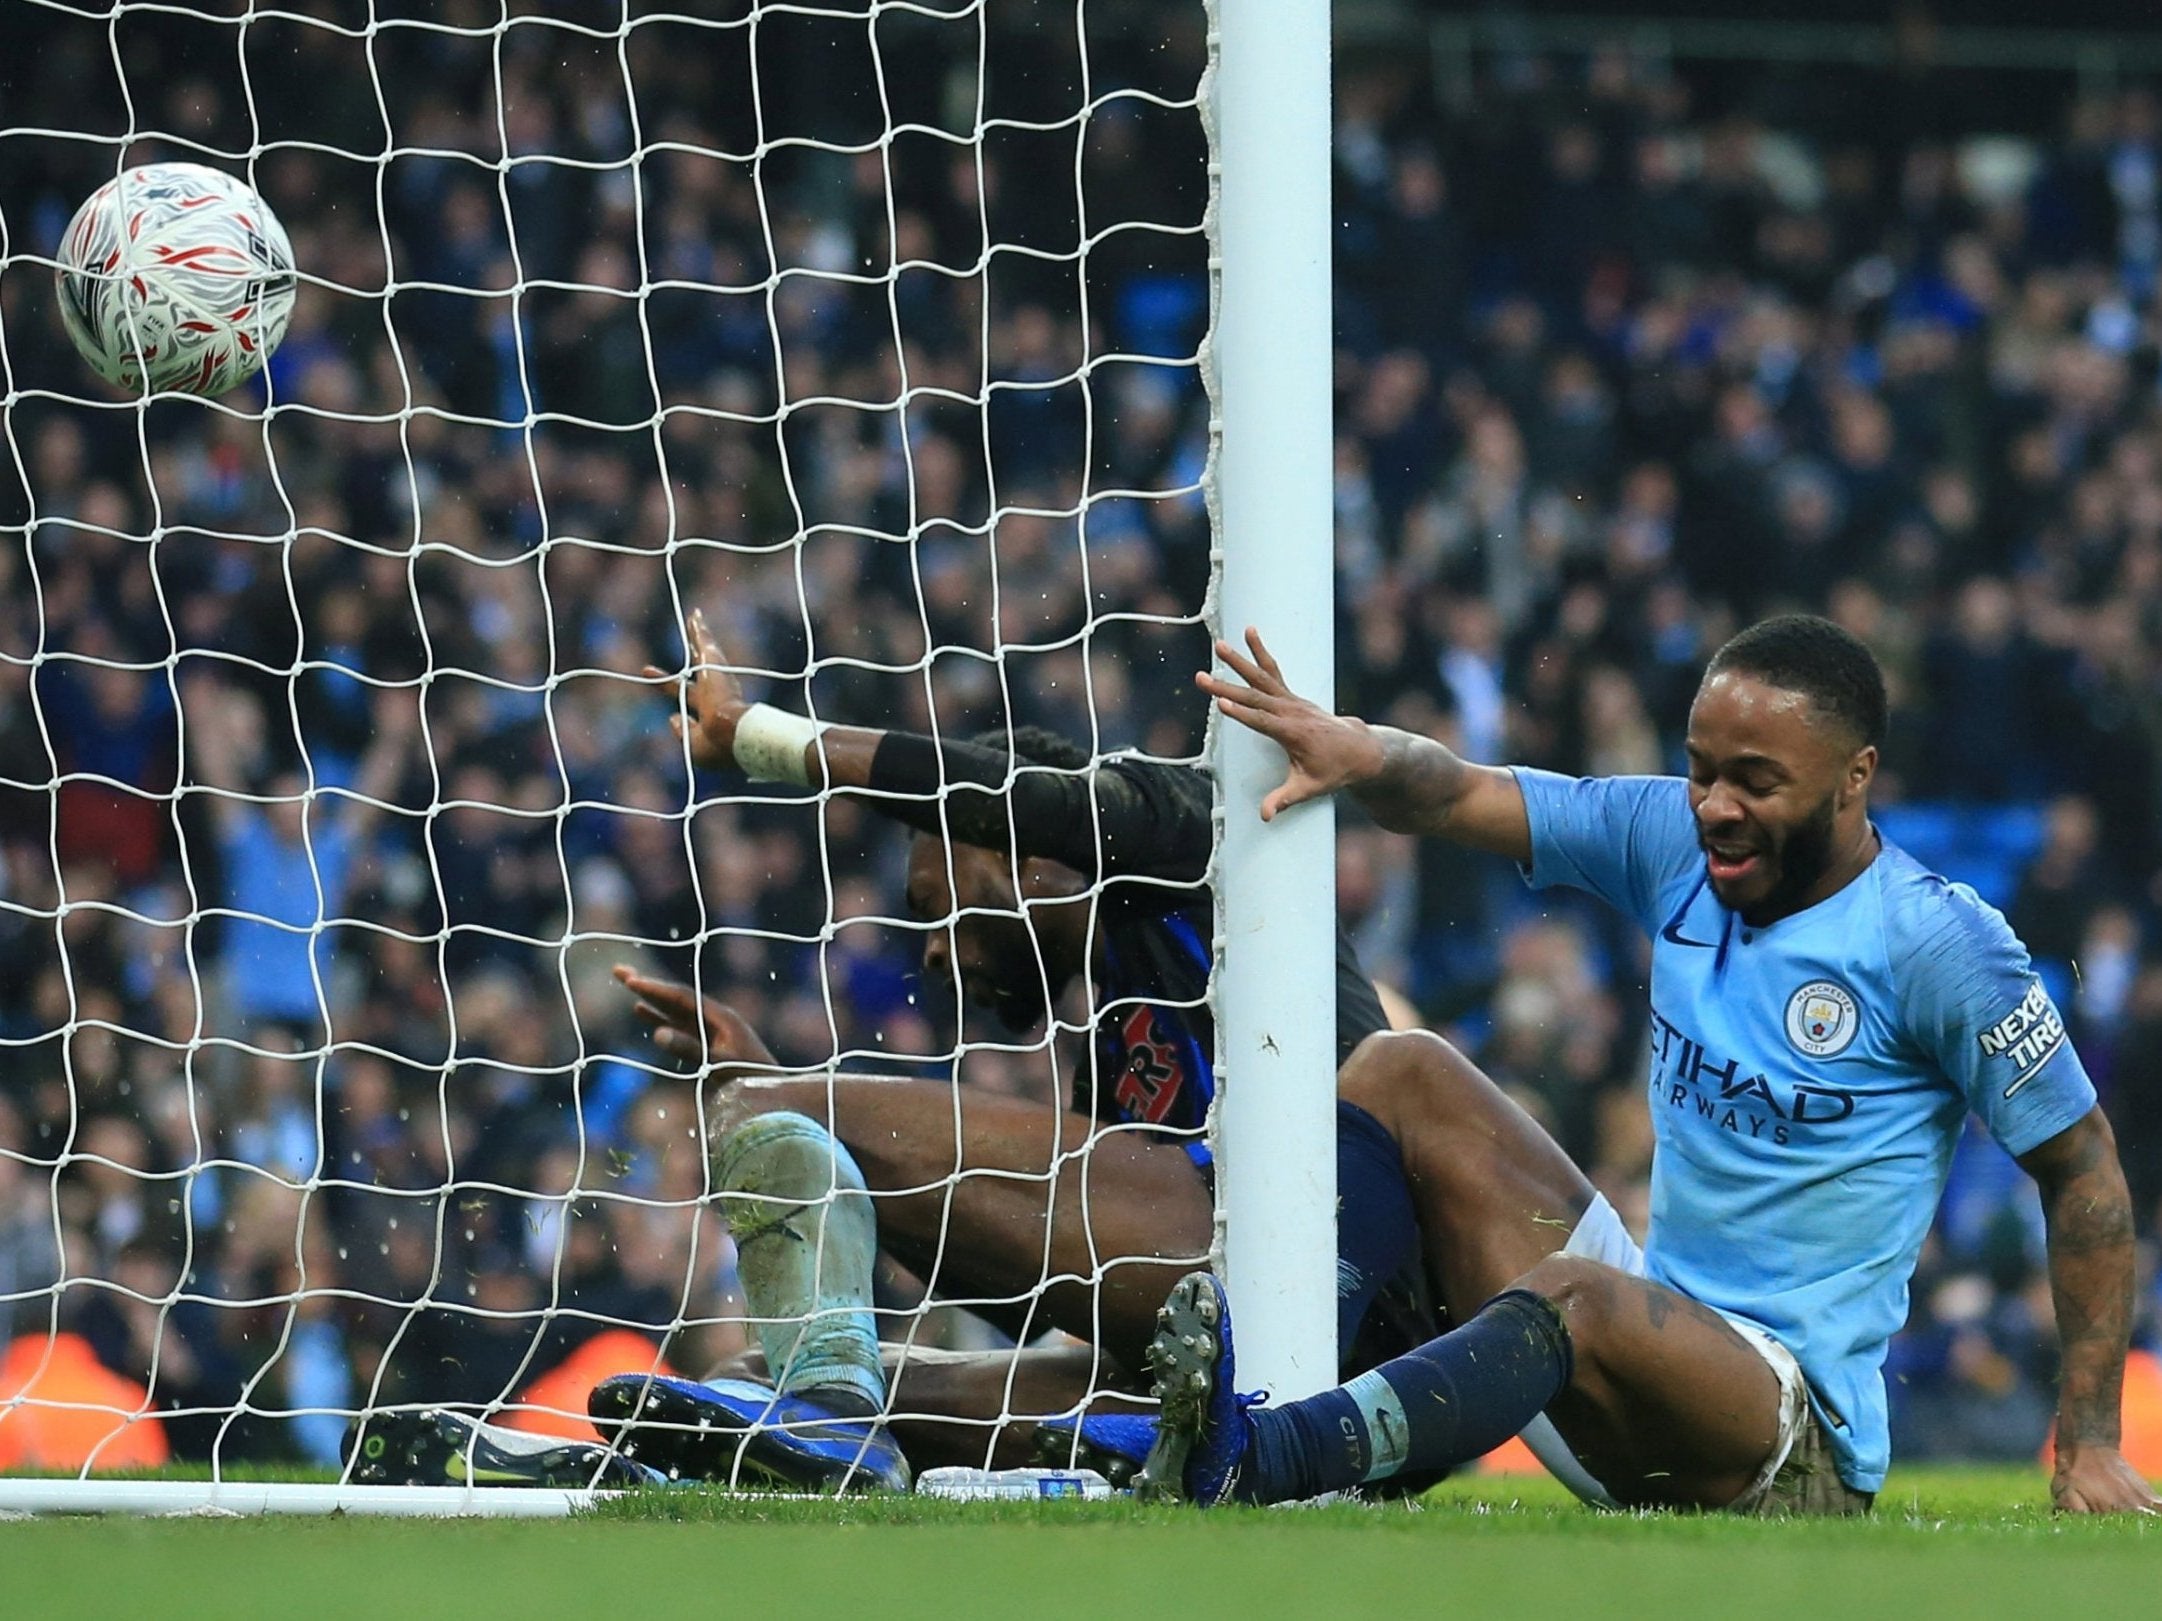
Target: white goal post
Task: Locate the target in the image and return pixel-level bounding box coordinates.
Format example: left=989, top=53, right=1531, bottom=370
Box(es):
left=1208, top=0, right=1338, bottom=1403
left=0, top=0, right=1335, bottom=1514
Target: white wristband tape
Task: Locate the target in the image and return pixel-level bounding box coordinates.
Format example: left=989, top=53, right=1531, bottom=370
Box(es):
left=732, top=702, right=823, bottom=786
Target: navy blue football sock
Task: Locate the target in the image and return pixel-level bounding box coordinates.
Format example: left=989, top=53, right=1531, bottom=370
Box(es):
left=1242, top=1289, right=1574, bottom=1503
left=1333, top=1101, right=1421, bottom=1355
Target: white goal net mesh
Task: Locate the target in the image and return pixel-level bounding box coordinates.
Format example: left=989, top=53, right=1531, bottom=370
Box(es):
left=0, top=0, right=1214, bottom=1486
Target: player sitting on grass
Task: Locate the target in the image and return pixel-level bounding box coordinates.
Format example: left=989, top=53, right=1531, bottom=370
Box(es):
left=1130, top=614, right=2157, bottom=1515
left=569, top=608, right=1448, bottom=1493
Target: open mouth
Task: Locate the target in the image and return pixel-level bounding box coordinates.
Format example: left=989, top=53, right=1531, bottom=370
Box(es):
left=1703, top=843, right=1764, bottom=885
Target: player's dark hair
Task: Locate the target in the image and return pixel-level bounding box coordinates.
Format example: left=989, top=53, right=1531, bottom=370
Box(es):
left=1706, top=614, right=1887, bottom=752
left=969, top=725, right=1091, bottom=772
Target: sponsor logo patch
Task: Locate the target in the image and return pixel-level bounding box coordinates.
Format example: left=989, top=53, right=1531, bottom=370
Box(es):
left=1978, top=978, right=2067, bottom=1098
left=1114, top=1006, right=1189, bottom=1123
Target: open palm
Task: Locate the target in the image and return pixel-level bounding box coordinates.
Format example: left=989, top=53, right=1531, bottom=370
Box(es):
left=643, top=607, right=747, bottom=771
left=1195, top=626, right=1385, bottom=820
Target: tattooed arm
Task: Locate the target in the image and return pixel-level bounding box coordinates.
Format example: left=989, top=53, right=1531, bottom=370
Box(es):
left=1352, top=725, right=1531, bottom=856
left=1196, top=627, right=1531, bottom=860
left=2019, top=1107, right=2160, bottom=1514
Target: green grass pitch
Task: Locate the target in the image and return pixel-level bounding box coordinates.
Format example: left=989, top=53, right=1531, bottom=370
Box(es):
left=4, top=1468, right=2156, bottom=1620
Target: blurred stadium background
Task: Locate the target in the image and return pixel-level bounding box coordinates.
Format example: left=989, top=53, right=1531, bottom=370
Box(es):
left=1, top=0, right=2159, bottom=1479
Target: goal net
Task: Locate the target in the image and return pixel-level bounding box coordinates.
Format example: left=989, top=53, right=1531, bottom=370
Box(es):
left=0, top=0, right=1225, bottom=1505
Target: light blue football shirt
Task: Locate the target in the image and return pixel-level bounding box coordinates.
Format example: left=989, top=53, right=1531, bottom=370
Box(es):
left=1515, top=769, right=2096, bottom=1492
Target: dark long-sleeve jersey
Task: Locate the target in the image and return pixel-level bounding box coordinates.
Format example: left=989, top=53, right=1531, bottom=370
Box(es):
left=865, top=732, right=1390, bottom=1161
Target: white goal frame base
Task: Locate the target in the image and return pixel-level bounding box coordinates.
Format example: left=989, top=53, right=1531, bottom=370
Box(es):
left=0, top=1480, right=613, bottom=1519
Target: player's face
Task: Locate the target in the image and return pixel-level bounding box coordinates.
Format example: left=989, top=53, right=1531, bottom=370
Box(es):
left=1684, top=671, right=1874, bottom=922
left=904, top=836, right=1067, bottom=1032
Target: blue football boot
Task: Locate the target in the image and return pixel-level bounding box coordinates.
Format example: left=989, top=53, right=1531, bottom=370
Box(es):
left=1133, top=1271, right=1259, bottom=1505
left=347, top=1408, right=666, bottom=1489
left=1030, top=1409, right=1158, bottom=1490
left=589, top=1374, right=912, bottom=1493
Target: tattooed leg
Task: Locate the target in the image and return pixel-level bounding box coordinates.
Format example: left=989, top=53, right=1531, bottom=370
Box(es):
left=1526, top=1256, right=1785, bottom=1509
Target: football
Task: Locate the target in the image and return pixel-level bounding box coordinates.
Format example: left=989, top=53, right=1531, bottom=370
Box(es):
left=54, top=161, right=296, bottom=396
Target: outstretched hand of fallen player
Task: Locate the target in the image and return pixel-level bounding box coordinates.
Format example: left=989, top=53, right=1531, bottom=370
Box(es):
left=613, top=964, right=779, bottom=1081
left=2052, top=1442, right=2161, bottom=1515
left=644, top=607, right=747, bottom=772
left=1195, top=626, right=1385, bottom=821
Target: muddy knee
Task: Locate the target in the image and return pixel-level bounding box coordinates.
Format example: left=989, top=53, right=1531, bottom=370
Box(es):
left=714, top=1109, right=867, bottom=1208
left=1510, top=1254, right=1623, bottom=1345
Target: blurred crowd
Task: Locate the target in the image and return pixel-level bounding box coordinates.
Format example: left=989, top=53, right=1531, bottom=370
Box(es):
left=0, top=0, right=2156, bottom=1469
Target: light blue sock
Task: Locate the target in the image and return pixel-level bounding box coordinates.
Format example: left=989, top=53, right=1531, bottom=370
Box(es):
left=715, top=1111, right=886, bottom=1412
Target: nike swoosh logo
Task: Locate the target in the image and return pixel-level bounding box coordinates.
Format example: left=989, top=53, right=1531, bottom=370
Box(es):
left=1661, top=918, right=1718, bottom=949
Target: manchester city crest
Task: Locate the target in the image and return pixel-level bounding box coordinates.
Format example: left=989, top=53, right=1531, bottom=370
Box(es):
left=1785, top=980, right=1858, bottom=1058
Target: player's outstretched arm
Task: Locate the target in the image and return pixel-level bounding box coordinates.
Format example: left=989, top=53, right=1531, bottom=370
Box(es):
left=1196, top=626, right=1531, bottom=861
left=2019, top=1107, right=2160, bottom=1514
left=650, top=606, right=1178, bottom=879
left=612, top=965, right=782, bottom=1082
left=646, top=608, right=883, bottom=791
